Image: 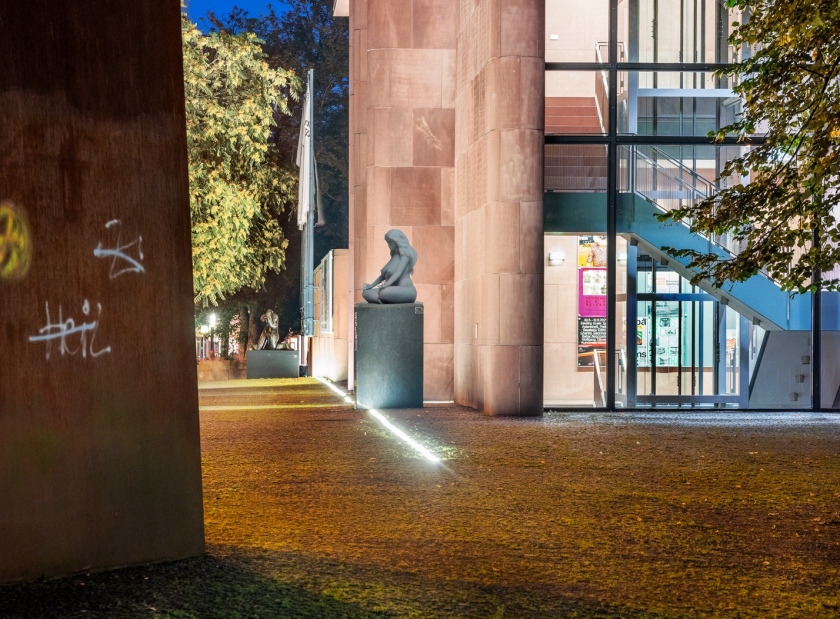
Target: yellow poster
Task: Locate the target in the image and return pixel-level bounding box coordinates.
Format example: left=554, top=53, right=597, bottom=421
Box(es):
left=578, top=235, right=607, bottom=267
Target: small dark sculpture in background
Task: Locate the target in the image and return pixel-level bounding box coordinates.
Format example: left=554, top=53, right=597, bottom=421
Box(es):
left=362, top=229, right=418, bottom=304
left=277, top=328, right=296, bottom=351
left=255, top=309, right=279, bottom=350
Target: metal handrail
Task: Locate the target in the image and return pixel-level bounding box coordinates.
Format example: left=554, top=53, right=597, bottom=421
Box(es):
left=593, top=349, right=607, bottom=407
left=635, top=146, right=714, bottom=197
left=583, top=51, right=769, bottom=275
left=620, top=145, right=743, bottom=259
left=593, top=42, right=712, bottom=205
left=629, top=147, right=713, bottom=203
left=594, top=43, right=626, bottom=135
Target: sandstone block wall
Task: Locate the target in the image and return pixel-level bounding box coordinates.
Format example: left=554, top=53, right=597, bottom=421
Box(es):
left=349, top=0, right=457, bottom=401
left=343, top=0, right=544, bottom=412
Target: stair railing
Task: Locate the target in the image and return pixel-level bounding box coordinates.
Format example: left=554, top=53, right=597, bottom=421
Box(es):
left=594, top=43, right=625, bottom=136
left=626, top=145, right=712, bottom=206
left=621, top=145, right=742, bottom=256
left=587, top=47, right=745, bottom=259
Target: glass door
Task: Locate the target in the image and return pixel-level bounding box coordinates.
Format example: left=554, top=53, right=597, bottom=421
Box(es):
left=628, top=252, right=746, bottom=407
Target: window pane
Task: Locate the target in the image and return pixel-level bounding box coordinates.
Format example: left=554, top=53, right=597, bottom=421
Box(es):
left=619, top=0, right=743, bottom=65
left=546, top=72, right=608, bottom=135
left=546, top=0, right=609, bottom=63
left=544, top=232, right=611, bottom=408
left=545, top=144, right=607, bottom=193
left=617, top=72, right=747, bottom=136
left=617, top=144, right=811, bottom=408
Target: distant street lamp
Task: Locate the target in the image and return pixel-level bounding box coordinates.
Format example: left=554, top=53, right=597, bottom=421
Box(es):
left=199, top=324, right=210, bottom=359
left=209, top=313, right=217, bottom=358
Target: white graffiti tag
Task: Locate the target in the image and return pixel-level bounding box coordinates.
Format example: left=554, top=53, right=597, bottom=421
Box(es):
left=28, top=300, right=112, bottom=359
left=93, top=219, right=145, bottom=278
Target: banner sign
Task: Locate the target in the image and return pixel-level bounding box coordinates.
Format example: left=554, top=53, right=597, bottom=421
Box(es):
left=576, top=237, right=609, bottom=367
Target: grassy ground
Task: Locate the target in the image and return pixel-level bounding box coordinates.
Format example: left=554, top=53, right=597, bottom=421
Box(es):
left=2, top=378, right=840, bottom=618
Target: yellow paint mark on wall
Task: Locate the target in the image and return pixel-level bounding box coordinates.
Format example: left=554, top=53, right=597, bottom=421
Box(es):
left=0, top=200, right=32, bottom=280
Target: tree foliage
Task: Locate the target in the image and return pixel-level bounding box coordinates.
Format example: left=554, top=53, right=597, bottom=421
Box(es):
left=203, top=0, right=349, bottom=336
left=183, top=11, right=301, bottom=306
left=214, top=0, right=349, bottom=262
left=661, top=0, right=840, bottom=293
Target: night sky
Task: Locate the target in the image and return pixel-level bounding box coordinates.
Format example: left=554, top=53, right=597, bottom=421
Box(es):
left=185, top=0, right=291, bottom=29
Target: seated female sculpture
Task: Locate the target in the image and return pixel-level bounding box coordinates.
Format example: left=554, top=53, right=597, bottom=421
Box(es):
left=362, top=229, right=418, bottom=304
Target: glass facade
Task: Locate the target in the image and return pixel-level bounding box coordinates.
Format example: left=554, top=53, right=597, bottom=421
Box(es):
left=821, top=292, right=840, bottom=409
left=544, top=0, right=835, bottom=410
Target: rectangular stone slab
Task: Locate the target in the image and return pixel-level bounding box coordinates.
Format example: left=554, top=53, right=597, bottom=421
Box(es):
left=0, top=1, right=204, bottom=582
left=355, top=303, right=424, bottom=409
left=247, top=350, right=300, bottom=379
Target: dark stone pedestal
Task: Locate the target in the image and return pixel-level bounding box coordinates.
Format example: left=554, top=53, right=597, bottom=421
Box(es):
left=355, top=302, right=424, bottom=409
left=247, top=350, right=300, bottom=379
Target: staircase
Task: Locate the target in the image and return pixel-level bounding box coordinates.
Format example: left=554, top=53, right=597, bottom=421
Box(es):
left=543, top=96, right=815, bottom=332
left=545, top=144, right=607, bottom=192
left=546, top=97, right=604, bottom=134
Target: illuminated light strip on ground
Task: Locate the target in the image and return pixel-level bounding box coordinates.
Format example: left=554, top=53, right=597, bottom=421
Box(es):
left=317, top=377, right=347, bottom=399
left=315, top=376, right=441, bottom=463
left=363, top=407, right=441, bottom=463
left=200, top=405, right=304, bottom=411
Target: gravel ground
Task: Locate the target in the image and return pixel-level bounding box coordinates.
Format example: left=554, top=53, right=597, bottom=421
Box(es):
left=2, top=377, right=840, bottom=618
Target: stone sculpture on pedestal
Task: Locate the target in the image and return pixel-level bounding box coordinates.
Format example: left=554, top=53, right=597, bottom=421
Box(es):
left=255, top=309, right=279, bottom=350
left=355, top=229, right=423, bottom=408
left=246, top=313, right=298, bottom=379
left=362, top=229, right=418, bottom=304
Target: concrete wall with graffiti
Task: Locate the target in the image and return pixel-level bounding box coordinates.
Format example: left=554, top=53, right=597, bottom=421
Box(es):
left=0, top=2, right=204, bottom=582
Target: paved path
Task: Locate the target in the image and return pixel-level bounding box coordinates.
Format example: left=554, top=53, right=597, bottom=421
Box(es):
left=4, top=378, right=837, bottom=617
left=197, top=378, right=840, bottom=618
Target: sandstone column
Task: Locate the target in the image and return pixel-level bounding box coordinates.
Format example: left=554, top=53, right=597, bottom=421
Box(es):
left=454, top=0, right=545, bottom=414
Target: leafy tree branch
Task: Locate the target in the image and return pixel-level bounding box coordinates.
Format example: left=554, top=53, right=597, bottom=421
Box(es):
left=659, top=0, right=840, bottom=293
left=183, top=10, right=301, bottom=307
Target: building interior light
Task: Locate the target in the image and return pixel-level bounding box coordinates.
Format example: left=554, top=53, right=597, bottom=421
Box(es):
left=547, top=251, right=566, bottom=266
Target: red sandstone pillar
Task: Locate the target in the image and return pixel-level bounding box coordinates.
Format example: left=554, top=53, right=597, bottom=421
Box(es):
left=454, top=0, right=545, bottom=415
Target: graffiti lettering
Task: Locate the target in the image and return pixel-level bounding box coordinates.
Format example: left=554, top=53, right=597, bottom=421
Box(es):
left=93, top=219, right=145, bottom=278
left=28, top=300, right=112, bottom=359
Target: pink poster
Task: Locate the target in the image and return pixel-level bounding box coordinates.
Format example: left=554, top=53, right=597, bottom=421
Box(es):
left=578, top=267, right=607, bottom=318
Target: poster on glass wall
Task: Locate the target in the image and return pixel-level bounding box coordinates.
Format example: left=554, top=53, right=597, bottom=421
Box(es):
left=578, top=235, right=607, bottom=267
left=577, top=317, right=606, bottom=367
left=577, top=236, right=608, bottom=367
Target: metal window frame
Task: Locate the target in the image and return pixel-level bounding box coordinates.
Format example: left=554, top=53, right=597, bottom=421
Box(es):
left=544, top=0, right=828, bottom=411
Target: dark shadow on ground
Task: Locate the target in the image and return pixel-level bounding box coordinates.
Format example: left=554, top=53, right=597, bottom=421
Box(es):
left=209, top=544, right=676, bottom=619
left=0, top=546, right=680, bottom=619
left=0, top=554, right=393, bottom=619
